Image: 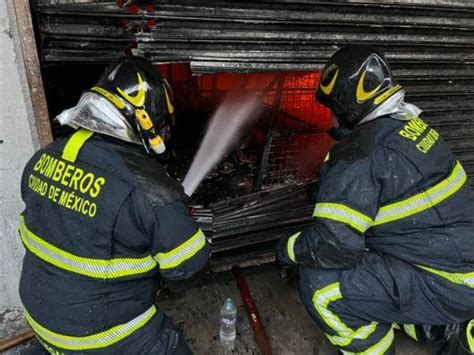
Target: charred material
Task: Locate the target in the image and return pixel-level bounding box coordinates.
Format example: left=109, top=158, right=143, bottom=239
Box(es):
left=191, top=181, right=317, bottom=272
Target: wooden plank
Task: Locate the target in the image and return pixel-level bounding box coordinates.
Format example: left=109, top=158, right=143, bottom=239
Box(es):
left=14, top=0, right=53, bottom=147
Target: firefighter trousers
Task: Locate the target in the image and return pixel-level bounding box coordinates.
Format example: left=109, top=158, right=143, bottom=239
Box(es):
left=22, top=310, right=192, bottom=355
left=297, top=252, right=473, bottom=354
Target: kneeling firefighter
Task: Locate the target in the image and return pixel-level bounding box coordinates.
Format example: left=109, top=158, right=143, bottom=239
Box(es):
left=19, top=56, right=210, bottom=354
left=277, top=45, right=474, bottom=354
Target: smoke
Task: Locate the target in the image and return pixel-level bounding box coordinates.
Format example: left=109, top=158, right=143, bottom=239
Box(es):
left=182, top=93, right=261, bottom=196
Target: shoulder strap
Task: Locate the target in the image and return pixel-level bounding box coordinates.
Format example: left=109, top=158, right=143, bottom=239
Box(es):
left=62, top=129, right=94, bottom=163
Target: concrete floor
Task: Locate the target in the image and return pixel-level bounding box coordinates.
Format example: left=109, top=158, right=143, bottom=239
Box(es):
left=5, top=264, right=432, bottom=354
left=158, top=264, right=432, bottom=355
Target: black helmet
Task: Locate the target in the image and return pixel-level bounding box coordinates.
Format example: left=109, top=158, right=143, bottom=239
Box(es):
left=316, top=45, right=401, bottom=130
left=91, top=56, right=174, bottom=154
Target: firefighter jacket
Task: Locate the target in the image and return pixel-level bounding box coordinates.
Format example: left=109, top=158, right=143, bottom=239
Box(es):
left=19, top=129, right=210, bottom=353
left=280, top=115, right=474, bottom=290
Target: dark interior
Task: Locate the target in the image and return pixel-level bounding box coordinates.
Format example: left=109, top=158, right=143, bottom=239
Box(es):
left=42, top=62, right=335, bottom=270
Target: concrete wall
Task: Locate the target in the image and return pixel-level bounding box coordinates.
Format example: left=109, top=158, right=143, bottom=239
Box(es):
left=0, top=0, right=40, bottom=337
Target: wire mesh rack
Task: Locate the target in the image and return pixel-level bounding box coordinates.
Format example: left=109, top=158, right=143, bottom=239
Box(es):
left=261, top=130, right=332, bottom=188
left=256, top=72, right=333, bottom=188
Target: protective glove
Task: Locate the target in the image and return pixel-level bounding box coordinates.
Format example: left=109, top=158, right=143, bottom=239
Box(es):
left=160, top=266, right=210, bottom=300
left=276, top=234, right=297, bottom=266
left=275, top=236, right=298, bottom=284
left=277, top=260, right=298, bottom=284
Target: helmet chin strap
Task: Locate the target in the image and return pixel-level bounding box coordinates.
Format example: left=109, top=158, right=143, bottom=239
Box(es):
left=134, top=108, right=166, bottom=154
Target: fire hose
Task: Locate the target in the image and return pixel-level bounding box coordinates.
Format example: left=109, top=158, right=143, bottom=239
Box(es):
left=232, top=265, right=273, bottom=355
left=0, top=330, right=34, bottom=352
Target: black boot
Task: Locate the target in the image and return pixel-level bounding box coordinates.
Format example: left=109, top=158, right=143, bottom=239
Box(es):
left=413, top=320, right=473, bottom=355
left=440, top=320, right=474, bottom=355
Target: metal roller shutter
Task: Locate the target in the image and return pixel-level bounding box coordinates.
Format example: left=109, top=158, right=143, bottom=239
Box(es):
left=33, top=0, right=474, bottom=184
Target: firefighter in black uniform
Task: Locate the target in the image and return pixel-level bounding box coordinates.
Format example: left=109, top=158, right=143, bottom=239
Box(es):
left=277, top=45, right=474, bottom=354
left=19, top=57, right=210, bottom=354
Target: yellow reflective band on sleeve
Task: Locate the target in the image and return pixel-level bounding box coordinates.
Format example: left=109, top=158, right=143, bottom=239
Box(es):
left=24, top=305, right=156, bottom=351
left=62, top=129, right=94, bottom=163
left=374, top=161, right=467, bottom=226
left=324, top=153, right=330, bottom=162
left=314, top=203, right=373, bottom=233
left=287, top=232, right=301, bottom=263
left=19, top=217, right=156, bottom=279
left=313, top=283, right=378, bottom=348
left=403, top=324, right=418, bottom=341
left=154, top=229, right=206, bottom=270
left=415, top=264, right=474, bottom=288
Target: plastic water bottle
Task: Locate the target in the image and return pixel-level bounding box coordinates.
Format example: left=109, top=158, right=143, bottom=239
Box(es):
left=220, top=298, right=237, bottom=351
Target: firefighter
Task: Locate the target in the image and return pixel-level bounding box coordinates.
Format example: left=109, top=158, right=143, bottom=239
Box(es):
left=276, top=45, right=474, bottom=354
left=19, top=56, right=210, bottom=354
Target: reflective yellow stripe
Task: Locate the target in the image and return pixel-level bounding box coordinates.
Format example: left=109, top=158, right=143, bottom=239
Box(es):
left=62, top=129, right=94, bottom=163
left=36, top=336, right=65, bottom=355
left=314, top=203, right=373, bottom=233
left=24, top=305, right=156, bottom=350
left=415, top=264, right=474, bottom=288
left=374, top=84, right=402, bottom=105
left=313, top=283, right=351, bottom=336
left=313, top=283, right=378, bottom=348
left=154, top=229, right=206, bottom=270
left=328, top=323, right=378, bottom=347
left=19, top=217, right=156, bottom=279
left=341, top=328, right=394, bottom=355
left=374, top=161, right=467, bottom=226
left=403, top=324, right=418, bottom=341
left=467, top=320, right=474, bottom=352
left=324, top=152, right=330, bottom=162
left=91, top=86, right=125, bottom=109
left=287, top=232, right=301, bottom=263
left=362, top=328, right=394, bottom=355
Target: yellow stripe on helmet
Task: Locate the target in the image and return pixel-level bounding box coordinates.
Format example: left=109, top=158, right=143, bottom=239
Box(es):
left=320, top=64, right=339, bottom=96
left=356, top=69, right=382, bottom=103
left=117, top=72, right=146, bottom=108
left=162, top=79, right=175, bottom=114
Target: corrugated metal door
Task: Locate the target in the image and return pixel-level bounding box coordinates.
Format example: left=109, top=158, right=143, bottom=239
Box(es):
left=34, top=0, right=474, bottom=184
